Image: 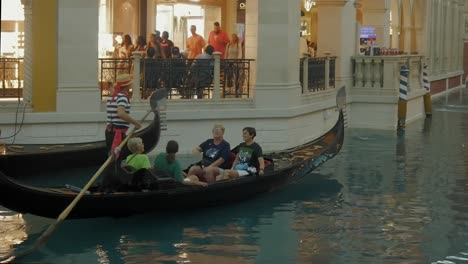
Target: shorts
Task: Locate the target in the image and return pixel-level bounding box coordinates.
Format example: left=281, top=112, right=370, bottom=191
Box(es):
left=235, top=166, right=257, bottom=177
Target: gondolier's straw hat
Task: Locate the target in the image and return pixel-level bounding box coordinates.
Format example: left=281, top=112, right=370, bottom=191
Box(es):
left=115, top=73, right=133, bottom=87
left=110, top=74, right=133, bottom=102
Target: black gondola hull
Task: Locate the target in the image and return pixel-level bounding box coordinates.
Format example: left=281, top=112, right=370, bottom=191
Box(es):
left=0, top=111, right=343, bottom=219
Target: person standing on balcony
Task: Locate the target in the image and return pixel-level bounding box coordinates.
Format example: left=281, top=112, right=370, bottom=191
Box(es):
left=160, top=31, right=174, bottom=59
left=118, top=34, right=135, bottom=58
left=146, top=34, right=162, bottom=58
left=225, top=34, right=244, bottom=97
left=208, top=22, right=230, bottom=59
left=106, top=74, right=142, bottom=156
left=225, top=34, right=243, bottom=59
left=186, top=25, right=206, bottom=59
left=135, top=36, right=147, bottom=53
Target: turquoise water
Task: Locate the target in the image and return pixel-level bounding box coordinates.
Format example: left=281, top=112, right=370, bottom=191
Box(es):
left=1, top=91, right=468, bottom=263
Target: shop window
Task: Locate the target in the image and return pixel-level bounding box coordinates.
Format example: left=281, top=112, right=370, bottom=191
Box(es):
left=1, top=0, right=24, bottom=57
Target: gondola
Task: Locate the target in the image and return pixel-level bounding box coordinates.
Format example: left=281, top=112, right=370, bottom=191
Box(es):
left=0, top=109, right=344, bottom=219
left=0, top=93, right=163, bottom=176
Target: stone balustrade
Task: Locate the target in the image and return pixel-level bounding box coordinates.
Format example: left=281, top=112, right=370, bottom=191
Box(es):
left=351, top=55, right=425, bottom=96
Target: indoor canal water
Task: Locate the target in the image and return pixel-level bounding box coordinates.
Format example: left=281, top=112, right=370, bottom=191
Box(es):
left=1, top=90, right=468, bottom=264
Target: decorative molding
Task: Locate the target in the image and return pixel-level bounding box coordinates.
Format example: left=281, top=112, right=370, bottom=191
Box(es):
left=314, top=0, right=350, bottom=7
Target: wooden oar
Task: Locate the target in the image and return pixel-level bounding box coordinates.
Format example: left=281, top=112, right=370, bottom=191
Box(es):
left=5, top=89, right=167, bottom=262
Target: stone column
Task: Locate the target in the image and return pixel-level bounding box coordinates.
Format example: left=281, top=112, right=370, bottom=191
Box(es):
left=413, top=0, right=426, bottom=55
left=316, top=0, right=356, bottom=84
left=249, top=0, right=302, bottom=108
left=400, top=0, right=414, bottom=54
left=31, top=0, right=57, bottom=112
left=458, top=1, right=464, bottom=70
left=442, top=0, right=449, bottom=71
left=434, top=0, right=443, bottom=74
left=56, top=0, right=101, bottom=112
left=390, top=0, right=401, bottom=49
left=212, top=51, right=221, bottom=99
left=132, top=51, right=143, bottom=101
left=20, top=0, right=32, bottom=105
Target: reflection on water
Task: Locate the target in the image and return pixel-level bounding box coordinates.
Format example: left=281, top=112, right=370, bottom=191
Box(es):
left=2, top=91, right=468, bottom=263
left=0, top=211, right=27, bottom=260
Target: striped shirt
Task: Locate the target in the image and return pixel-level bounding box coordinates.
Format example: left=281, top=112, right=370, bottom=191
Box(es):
left=106, top=93, right=130, bottom=128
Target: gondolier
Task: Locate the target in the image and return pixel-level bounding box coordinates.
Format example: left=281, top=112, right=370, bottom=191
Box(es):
left=106, top=74, right=142, bottom=156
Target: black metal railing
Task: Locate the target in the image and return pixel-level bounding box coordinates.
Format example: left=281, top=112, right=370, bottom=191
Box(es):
left=0, top=56, right=335, bottom=100
left=98, top=58, right=133, bottom=97
left=300, top=56, right=336, bottom=93
left=98, top=58, right=254, bottom=100
left=0, top=57, right=23, bottom=99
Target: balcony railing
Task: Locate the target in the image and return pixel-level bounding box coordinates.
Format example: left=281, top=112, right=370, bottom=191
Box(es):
left=351, top=55, right=425, bottom=95
left=0, top=57, right=23, bottom=99
left=98, top=57, right=254, bottom=100
left=300, top=56, right=336, bottom=93
left=0, top=56, right=335, bottom=101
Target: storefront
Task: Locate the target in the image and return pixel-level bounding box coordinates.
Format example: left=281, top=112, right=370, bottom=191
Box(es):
left=98, top=0, right=239, bottom=58
left=0, top=0, right=24, bottom=58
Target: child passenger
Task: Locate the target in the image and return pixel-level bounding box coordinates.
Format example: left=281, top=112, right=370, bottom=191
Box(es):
left=154, top=140, right=208, bottom=186
left=220, top=127, right=265, bottom=180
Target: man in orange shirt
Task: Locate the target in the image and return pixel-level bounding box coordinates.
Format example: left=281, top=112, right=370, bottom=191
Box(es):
left=186, top=25, right=206, bottom=59
left=208, top=22, right=230, bottom=59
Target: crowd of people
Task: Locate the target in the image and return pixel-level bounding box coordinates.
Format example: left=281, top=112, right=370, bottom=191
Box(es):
left=110, top=22, right=245, bottom=99
left=104, top=76, right=265, bottom=190
left=113, top=22, right=244, bottom=60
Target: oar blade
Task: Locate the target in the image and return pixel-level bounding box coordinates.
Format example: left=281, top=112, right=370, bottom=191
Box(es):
left=336, top=85, right=346, bottom=110
left=149, top=88, right=168, bottom=110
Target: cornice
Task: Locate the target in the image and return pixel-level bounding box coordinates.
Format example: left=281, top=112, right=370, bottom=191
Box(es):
left=314, top=0, right=350, bottom=7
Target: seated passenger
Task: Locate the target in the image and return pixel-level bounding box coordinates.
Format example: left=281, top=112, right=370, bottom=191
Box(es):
left=126, top=137, right=151, bottom=171
left=189, top=45, right=214, bottom=99
left=188, top=124, right=231, bottom=183
left=220, top=127, right=265, bottom=180
left=154, top=140, right=207, bottom=186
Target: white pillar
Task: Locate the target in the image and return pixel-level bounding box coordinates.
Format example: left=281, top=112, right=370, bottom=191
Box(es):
left=132, top=51, right=143, bottom=101
left=212, top=51, right=221, bottom=99
left=390, top=0, right=401, bottom=49
left=20, top=0, right=32, bottom=105
left=401, top=0, right=414, bottom=54
left=56, top=0, right=101, bottom=112
left=458, top=1, right=464, bottom=70
left=251, top=0, right=302, bottom=108
left=316, top=0, right=356, bottom=84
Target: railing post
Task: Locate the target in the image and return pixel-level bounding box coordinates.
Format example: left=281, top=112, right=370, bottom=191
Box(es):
left=212, top=51, right=221, bottom=99
left=302, top=56, right=309, bottom=92
left=132, top=51, right=144, bottom=101
left=325, top=56, right=330, bottom=89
